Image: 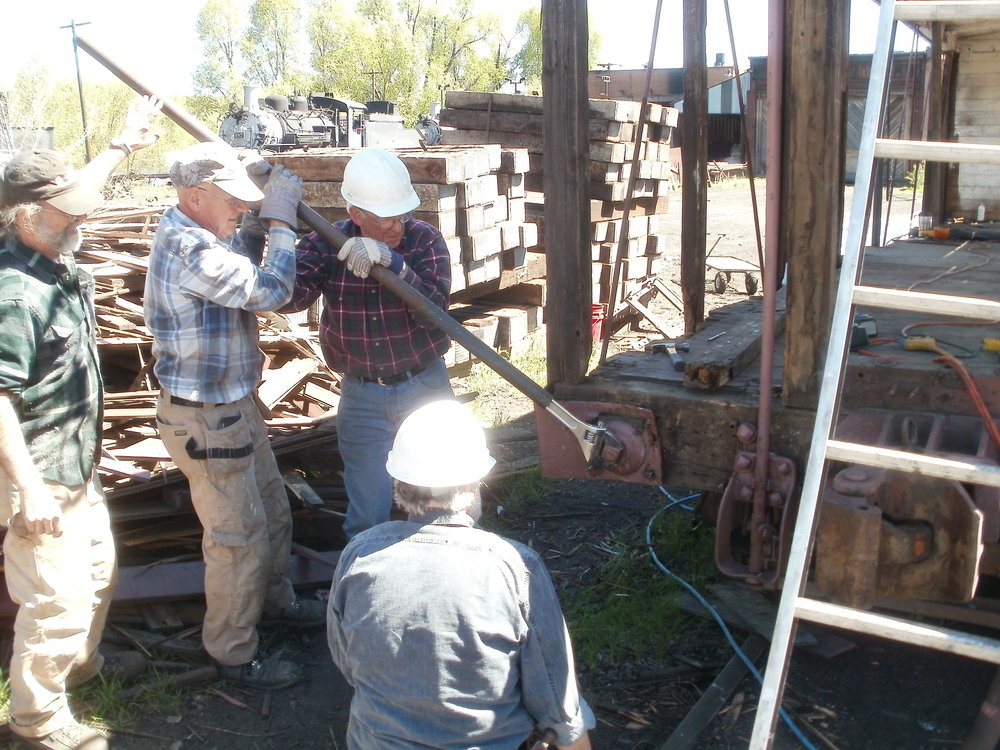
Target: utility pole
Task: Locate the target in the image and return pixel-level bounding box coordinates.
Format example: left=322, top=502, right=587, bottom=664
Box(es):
left=60, top=19, right=93, bottom=162
left=364, top=70, right=383, bottom=101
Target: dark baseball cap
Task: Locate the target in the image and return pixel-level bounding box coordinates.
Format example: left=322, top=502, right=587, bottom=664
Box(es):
left=0, top=150, right=104, bottom=215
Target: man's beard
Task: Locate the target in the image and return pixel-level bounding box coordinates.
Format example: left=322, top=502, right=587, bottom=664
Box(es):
left=37, top=223, right=82, bottom=257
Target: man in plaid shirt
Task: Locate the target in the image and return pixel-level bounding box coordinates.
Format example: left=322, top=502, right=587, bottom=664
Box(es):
left=145, top=144, right=324, bottom=692
left=0, top=97, right=159, bottom=750
left=282, top=148, right=454, bottom=539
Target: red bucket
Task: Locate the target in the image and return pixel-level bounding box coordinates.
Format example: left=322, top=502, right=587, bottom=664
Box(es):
left=591, top=303, right=606, bottom=340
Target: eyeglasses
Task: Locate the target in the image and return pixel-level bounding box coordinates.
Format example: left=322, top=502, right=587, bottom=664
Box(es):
left=197, top=185, right=247, bottom=212
left=40, top=203, right=87, bottom=224
left=359, top=208, right=411, bottom=229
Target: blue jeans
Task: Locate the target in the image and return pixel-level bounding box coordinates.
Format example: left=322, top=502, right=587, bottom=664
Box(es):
left=338, top=358, right=453, bottom=539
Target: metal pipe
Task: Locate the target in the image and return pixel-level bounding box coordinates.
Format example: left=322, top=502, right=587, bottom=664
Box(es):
left=74, top=32, right=219, bottom=145
left=74, top=32, right=620, bottom=460
left=722, top=0, right=765, bottom=276
left=748, top=0, right=785, bottom=575
left=598, top=0, right=665, bottom=366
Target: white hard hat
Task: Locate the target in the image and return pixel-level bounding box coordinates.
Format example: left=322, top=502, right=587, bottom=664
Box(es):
left=341, top=148, right=420, bottom=217
left=386, top=400, right=497, bottom=488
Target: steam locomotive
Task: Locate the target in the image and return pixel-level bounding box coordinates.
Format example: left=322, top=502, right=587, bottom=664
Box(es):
left=219, top=89, right=440, bottom=151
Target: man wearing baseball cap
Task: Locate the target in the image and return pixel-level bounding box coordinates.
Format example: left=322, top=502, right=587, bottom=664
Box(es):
left=144, top=142, right=323, bottom=693
left=0, top=96, right=160, bottom=750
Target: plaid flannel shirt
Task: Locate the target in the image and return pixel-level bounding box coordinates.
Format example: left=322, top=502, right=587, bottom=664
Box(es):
left=144, top=206, right=296, bottom=404
left=0, top=238, right=102, bottom=486
left=283, top=218, right=451, bottom=379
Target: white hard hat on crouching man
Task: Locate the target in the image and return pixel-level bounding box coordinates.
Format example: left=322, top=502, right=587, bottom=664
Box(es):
left=327, top=400, right=595, bottom=750
left=280, top=148, right=454, bottom=539
left=144, top=143, right=327, bottom=693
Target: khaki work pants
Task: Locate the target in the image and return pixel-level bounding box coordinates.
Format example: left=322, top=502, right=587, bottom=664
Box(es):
left=156, top=392, right=295, bottom=665
left=3, top=473, right=115, bottom=739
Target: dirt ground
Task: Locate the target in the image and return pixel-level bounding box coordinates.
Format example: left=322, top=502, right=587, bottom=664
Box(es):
left=9, top=180, right=994, bottom=750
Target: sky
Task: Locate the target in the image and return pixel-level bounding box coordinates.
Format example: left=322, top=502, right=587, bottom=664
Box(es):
left=1, top=0, right=923, bottom=96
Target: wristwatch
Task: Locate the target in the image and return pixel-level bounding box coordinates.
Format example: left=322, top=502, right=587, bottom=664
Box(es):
left=109, top=139, right=133, bottom=156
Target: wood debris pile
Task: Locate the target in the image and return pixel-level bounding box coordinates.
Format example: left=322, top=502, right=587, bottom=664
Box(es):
left=439, top=91, right=678, bottom=313
left=268, top=145, right=547, bottom=366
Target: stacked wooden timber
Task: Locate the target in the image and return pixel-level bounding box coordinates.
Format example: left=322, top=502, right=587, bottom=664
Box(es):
left=438, top=91, right=678, bottom=313
left=267, top=145, right=546, bottom=366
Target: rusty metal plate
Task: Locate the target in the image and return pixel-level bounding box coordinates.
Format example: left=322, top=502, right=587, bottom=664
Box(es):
left=535, top=401, right=662, bottom=485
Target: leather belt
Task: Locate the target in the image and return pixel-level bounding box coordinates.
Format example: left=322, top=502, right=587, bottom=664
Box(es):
left=361, top=362, right=427, bottom=387
left=169, top=394, right=225, bottom=408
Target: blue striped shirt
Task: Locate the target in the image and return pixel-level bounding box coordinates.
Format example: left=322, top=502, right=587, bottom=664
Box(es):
left=144, top=206, right=296, bottom=404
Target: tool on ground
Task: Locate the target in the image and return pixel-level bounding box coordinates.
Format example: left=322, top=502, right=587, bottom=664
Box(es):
left=647, top=339, right=688, bottom=371
left=75, top=33, right=660, bottom=484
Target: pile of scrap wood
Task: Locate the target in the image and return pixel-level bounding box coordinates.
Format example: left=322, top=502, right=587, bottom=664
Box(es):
left=438, top=91, right=678, bottom=316
left=267, top=145, right=546, bottom=366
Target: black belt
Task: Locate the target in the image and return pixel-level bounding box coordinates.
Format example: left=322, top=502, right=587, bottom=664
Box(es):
left=169, top=394, right=226, bottom=408
left=360, top=362, right=427, bottom=386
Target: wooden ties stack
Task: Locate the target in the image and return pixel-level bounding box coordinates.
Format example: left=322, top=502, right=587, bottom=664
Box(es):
left=438, top=91, right=678, bottom=315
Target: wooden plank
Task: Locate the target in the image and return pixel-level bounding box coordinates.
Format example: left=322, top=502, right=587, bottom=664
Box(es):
left=444, top=89, right=640, bottom=122
left=440, top=107, right=635, bottom=142
left=258, top=358, right=318, bottom=409
left=658, top=634, right=768, bottom=750
left=683, top=296, right=786, bottom=390
left=303, top=180, right=458, bottom=211
left=895, top=1, right=1000, bottom=21
left=875, top=138, right=1000, bottom=164
left=270, top=146, right=495, bottom=184
left=460, top=226, right=502, bottom=262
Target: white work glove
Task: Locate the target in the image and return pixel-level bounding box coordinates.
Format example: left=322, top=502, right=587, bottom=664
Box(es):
left=337, top=236, right=392, bottom=278
left=259, top=167, right=303, bottom=229
left=110, top=95, right=163, bottom=154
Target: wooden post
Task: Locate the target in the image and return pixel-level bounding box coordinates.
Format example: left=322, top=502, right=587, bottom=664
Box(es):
left=681, top=0, right=708, bottom=334
left=922, top=28, right=953, bottom=225
left=780, top=0, right=849, bottom=408
left=543, top=0, right=592, bottom=384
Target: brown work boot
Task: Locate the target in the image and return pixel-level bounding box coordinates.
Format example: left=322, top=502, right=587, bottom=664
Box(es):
left=67, top=650, right=147, bottom=689
left=262, top=597, right=325, bottom=627
left=14, top=720, right=108, bottom=750
left=214, top=654, right=303, bottom=689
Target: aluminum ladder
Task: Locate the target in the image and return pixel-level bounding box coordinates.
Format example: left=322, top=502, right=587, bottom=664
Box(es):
left=749, top=1, right=1000, bottom=746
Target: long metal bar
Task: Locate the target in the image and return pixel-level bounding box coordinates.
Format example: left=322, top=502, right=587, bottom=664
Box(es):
left=748, top=1, right=898, bottom=746
left=747, top=0, right=785, bottom=575
left=75, top=32, right=609, bottom=464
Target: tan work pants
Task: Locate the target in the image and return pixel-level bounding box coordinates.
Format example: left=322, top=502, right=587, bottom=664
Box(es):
left=3, top=473, right=115, bottom=739
left=156, top=392, right=295, bottom=665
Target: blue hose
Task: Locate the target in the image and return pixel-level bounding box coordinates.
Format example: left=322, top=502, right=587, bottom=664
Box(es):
left=645, top=492, right=818, bottom=750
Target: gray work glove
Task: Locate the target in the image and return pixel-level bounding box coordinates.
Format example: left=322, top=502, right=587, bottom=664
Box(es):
left=259, top=167, right=303, bottom=228
left=337, top=236, right=392, bottom=278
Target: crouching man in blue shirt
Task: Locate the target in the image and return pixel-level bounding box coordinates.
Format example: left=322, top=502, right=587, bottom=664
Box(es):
left=328, top=400, right=593, bottom=749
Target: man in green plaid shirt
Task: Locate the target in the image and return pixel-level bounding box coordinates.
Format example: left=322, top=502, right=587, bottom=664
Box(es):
left=0, top=97, right=159, bottom=750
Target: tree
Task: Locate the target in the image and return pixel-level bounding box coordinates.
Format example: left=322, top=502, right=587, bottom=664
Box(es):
left=243, top=0, right=305, bottom=88
left=193, top=0, right=247, bottom=102
left=511, top=6, right=603, bottom=93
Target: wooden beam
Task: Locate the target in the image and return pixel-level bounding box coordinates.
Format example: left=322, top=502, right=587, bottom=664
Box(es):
left=780, top=0, right=848, bottom=408
left=543, top=0, right=592, bottom=384
left=680, top=0, right=708, bottom=335
left=896, top=1, right=1000, bottom=21
left=876, top=138, right=1000, bottom=164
